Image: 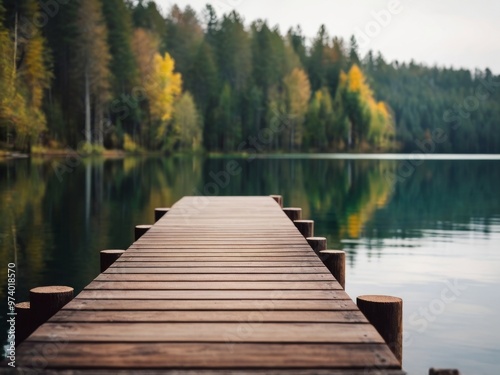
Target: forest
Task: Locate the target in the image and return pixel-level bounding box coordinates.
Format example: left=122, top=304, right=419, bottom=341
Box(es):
left=1, top=0, right=499, bottom=154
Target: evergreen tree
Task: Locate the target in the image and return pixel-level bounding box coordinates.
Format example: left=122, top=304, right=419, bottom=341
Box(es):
left=349, top=35, right=361, bottom=67
left=75, top=0, right=112, bottom=147
left=215, top=83, right=241, bottom=151
left=215, top=11, right=251, bottom=92
left=101, top=0, right=137, bottom=145
left=165, top=5, right=203, bottom=93
left=131, top=0, right=166, bottom=41
left=305, top=88, right=333, bottom=150
left=131, top=27, right=159, bottom=147
left=101, top=0, right=137, bottom=94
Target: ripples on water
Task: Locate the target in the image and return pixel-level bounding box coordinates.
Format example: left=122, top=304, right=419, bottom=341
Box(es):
left=0, top=156, right=499, bottom=374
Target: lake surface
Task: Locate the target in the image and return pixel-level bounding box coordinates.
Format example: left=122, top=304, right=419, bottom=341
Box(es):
left=1, top=155, right=499, bottom=374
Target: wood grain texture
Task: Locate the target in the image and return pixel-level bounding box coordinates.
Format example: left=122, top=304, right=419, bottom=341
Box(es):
left=104, top=266, right=331, bottom=274
left=95, top=273, right=336, bottom=282
left=28, top=370, right=406, bottom=375
left=86, top=280, right=343, bottom=290
left=17, top=196, right=401, bottom=372
left=75, top=289, right=346, bottom=300
left=29, top=322, right=385, bottom=343
left=62, top=299, right=358, bottom=311
left=17, top=343, right=401, bottom=369
left=50, top=310, right=369, bottom=323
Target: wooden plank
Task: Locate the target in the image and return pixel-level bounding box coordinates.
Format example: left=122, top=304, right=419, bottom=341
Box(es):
left=50, top=310, right=369, bottom=323
left=62, top=299, right=358, bottom=311
left=117, top=256, right=318, bottom=261
left=134, top=241, right=310, bottom=245
left=122, top=251, right=317, bottom=257
left=30, top=322, right=384, bottom=343
left=104, top=267, right=330, bottom=274
left=138, top=233, right=307, bottom=236
left=127, top=245, right=313, bottom=251
left=75, top=290, right=346, bottom=300
left=145, top=231, right=304, bottom=233
left=86, top=281, right=343, bottom=290
left=95, top=273, right=336, bottom=282
left=17, top=343, right=401, bottom=369
left=109, top=261, right=324, bottom=267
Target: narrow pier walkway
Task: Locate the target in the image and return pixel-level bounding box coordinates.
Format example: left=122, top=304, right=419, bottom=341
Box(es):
left=17, top=196, right=403, bottom=373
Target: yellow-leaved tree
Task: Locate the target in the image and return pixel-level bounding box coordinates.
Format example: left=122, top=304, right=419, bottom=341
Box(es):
left=132, top=28, right=182, bottom=150
left=0, top=0, right=52, bottom=151
left=147, top=52, right=182, bottom=144
left=0, top=3, right=17, bottom=132
left=341, top=64, right=394, bottom=150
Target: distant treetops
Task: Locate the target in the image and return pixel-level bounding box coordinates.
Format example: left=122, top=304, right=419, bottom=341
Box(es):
left=1, top=0, right=498, bottom=153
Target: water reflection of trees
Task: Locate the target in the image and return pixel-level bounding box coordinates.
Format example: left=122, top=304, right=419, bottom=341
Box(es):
left=0, top=159, right=50, bottom=301
left=202, top=158, right=500, bottom=258
left=365, top=160, right=500, bottom=239
left=2, top=157, right=499, bottom=306
left=0, top=157, right=203, bottom=304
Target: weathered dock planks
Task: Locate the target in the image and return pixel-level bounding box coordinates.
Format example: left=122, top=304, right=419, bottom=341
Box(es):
left=16, top=196, right=403, bottom=373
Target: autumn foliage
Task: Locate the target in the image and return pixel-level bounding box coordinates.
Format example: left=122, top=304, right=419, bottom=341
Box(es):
left=6, top=1, right=496, bottom=154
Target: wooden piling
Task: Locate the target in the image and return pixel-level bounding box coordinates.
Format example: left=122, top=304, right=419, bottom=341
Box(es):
left=30, top=286, right=74, bottom=329
left=15, top=302, right=32, bottom=346
left=294, top=220, right=314, bottom=238
left=357, top=295, right=403, bottom=365
left=154, top=207, right=170, bottom=222
left=283, top=207, right=302, bottom=221
left=429, top=369, right=460, bottom=375
left=306, top=236, right=327, bottom=255
left=135, top=224, right=152, bottom=241
left=100, top=250, right=126, bottom=272
left=319, top=250, right=346, bottom=289
left=269, top=195, right=283, bottom=208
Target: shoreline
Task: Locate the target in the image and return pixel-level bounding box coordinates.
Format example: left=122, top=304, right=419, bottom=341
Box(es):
left=0, top=149, right=129, bottom=159
left=2, top=149, right=500, bottom=160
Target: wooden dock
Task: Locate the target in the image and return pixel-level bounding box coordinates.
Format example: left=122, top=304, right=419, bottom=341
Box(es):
left=17, top=196, right=403, bottom=373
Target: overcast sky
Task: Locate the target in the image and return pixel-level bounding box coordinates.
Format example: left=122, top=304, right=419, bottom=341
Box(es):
left=155, top=0, right=500, bottom=74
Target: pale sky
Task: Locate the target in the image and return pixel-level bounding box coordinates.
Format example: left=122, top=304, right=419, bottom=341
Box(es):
left=155, top=0, right=500, bottom=74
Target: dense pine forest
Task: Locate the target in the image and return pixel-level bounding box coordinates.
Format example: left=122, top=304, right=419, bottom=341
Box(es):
left=1, top=0, right=499, bottom=154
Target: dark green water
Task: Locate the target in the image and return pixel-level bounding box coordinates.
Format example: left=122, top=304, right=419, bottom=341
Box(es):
left=1, top=155, right=499, bottom=374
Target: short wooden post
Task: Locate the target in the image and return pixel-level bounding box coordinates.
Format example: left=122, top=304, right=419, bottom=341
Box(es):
left=283, top=207, right=302, bottom=221
left=357, top=295, right=403, bottom=366
left=294, top=220, right=314, bottom=238
left=270, top=195, right=283, bottom=208
left=100, top=249, right=126, bottom=272
left=15, top=302, right=32, bottom=346
left=429, top=369, right=460, bottom=375
left=135, top=224, right=152, bottom=241
left=319, top=250, right=346, bottom=289
left=154, top=207, right=170, bottom=222
left=306, top=237, right=327, bottom=255
left=30, top=286, right=74, bottom=329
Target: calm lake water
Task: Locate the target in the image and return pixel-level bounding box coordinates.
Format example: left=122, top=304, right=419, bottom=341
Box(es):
left=1, top=155, right=499, bottom=374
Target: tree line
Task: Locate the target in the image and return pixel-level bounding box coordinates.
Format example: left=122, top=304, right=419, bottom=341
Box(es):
left=1, top=0, right=499, bottom=154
